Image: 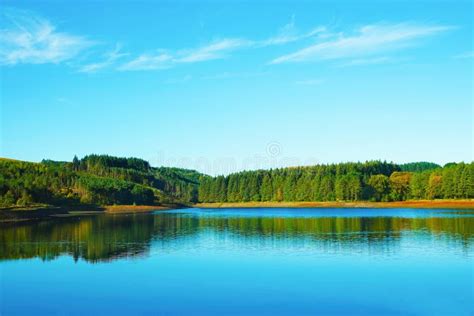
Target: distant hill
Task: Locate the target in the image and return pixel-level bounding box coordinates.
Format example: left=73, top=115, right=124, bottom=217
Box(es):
left=0, top=155, right=205, bottom=208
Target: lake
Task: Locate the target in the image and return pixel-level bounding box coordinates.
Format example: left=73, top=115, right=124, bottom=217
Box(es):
left=1, top=208, right=473, bottom=315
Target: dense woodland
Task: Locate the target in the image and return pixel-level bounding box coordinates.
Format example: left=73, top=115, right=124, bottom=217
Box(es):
left=198, top=161, right=474, bottom=203
left=0, top=156, right=473, bottom=208
left=0, top=155, right=201, bottom=207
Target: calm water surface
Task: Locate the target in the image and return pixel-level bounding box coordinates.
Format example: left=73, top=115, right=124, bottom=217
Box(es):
left=1, top=208, right=473, bottom=315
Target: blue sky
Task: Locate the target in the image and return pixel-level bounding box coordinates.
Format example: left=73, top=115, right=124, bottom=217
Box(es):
left=1, top=0, right=472, bottom=175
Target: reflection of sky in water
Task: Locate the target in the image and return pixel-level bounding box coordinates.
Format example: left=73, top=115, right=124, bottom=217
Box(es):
left=162, top=207, right=474, bottom=218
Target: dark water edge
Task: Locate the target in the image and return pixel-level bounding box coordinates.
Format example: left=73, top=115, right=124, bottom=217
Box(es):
left=0, top=204, right=184, bottom=223
left=1, top=208, right=473, bottom=315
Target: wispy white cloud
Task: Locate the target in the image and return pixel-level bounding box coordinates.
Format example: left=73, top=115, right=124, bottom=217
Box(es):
left=259, top=15, right=326, bottom=46
left=78, top=44, right=128, bottom=73
left=270, top=23, right=453, bottom=64
left=261, top=26, right=327, bottom=46
left=0, top=8, right=92, bottom=65
left=118, top=52, right=173, bottom=71
left=176, top=38, right=250, bottom=63
left=119, top=38, right=249, bottom=71
left=119, top=18, right=327, bottom=72
left=0, top=10, right=327, bottom=72
left=3, top=10, right=451, bottom=74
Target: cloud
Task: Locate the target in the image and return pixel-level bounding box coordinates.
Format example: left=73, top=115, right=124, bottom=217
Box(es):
left=176, top=38, right=251, bottom=63
left=78, top=44, right=128, bottom=73
left=0, top=8, right=92, bottom=65
left=261, top=26, right=326, bottom=46
left=1, top=12, right=324, bottom=72
left=121, top=21, right=449, bottom=72
left=118, top=18, right=326, bottom=72
left=4, top=11, right=448, bottom=74
left=259, top=16, right=326, bottom=46
left=270, top=23, right=453, bottom=64
left=119, top=39, right=249, bottom=71
left=164, top=74, right=192, bottom=84
left=0, top=10, right=326, bottom=72
left=118, top=52, right=173, bottom=71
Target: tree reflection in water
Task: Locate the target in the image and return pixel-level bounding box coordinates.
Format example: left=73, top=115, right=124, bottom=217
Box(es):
left=1, top=209, right=473, bottom=263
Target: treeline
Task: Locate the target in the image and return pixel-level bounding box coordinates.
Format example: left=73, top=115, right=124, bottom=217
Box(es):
left=399, top=162, right=441, bottom=173
left=0, top=155, right=203, bottom=207
left=198, top=161, right=474, bottom=203
left=1, top=157, right=472, bottom=208
left=74, top=154, right=151, bottom=173
left=77, top=155, right=201, bottom=202
left=0, top=159, right=76, bottom=207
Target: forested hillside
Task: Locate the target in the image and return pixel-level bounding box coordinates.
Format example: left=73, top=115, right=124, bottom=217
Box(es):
left=1, top=157, right=473, bottom=208
left=0, top=155, right=203, bottom=207
left=198, top=161, right=474, bottom=203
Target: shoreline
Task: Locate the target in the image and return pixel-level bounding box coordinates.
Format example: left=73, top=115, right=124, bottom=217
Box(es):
left=0, top=204, right=177, bottom=223
left=103, top=205, right=172, bottom=214
left=195, top=200, right=474, bottom=209
left=2, top=200, right=473, bottom=223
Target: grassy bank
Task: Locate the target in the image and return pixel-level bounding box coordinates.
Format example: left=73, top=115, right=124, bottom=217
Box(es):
left=195, top=200, right=474, bottom=209
left=103, top=205, right=172, bottom=214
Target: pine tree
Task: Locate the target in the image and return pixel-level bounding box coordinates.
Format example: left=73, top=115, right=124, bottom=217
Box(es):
left=72, top=155, right=80, bottom=171
left=260, top=174, right=273, bottom=201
